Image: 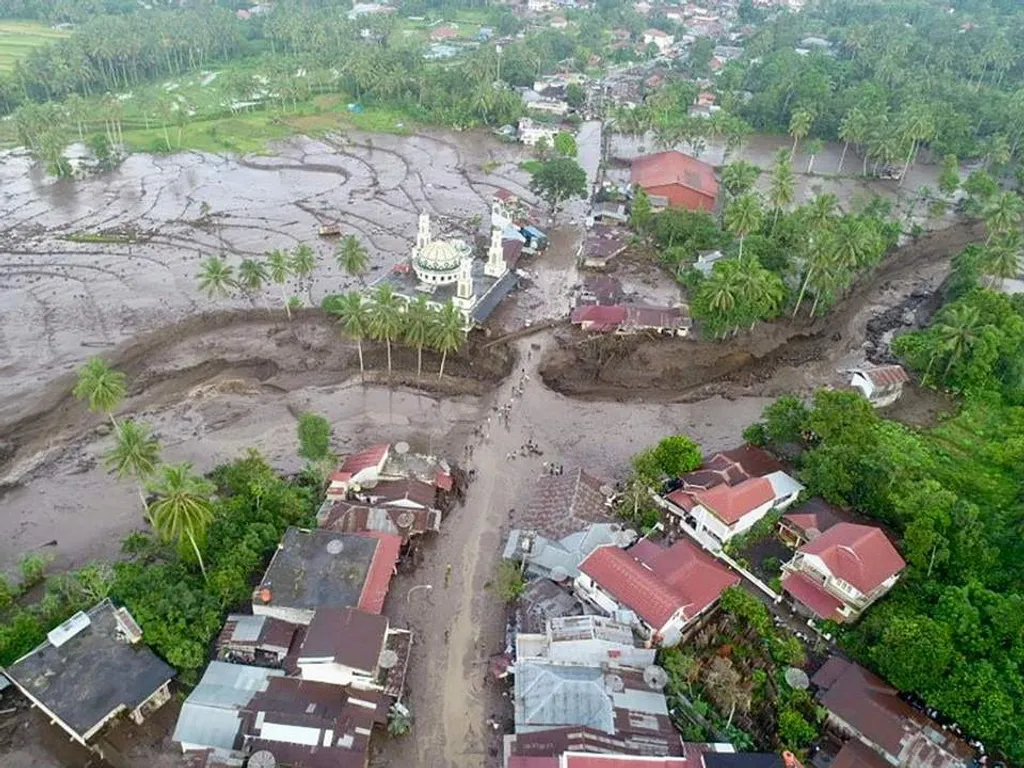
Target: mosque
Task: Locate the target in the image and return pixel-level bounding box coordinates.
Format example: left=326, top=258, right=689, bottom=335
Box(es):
left=381, top=213, right=521, bottom=327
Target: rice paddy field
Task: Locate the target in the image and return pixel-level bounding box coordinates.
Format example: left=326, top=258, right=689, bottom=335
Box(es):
left=0, top=21, right=69, bottom=73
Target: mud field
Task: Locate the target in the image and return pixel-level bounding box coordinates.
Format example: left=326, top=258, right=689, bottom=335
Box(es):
left=0, top=123, right=982, bottom=768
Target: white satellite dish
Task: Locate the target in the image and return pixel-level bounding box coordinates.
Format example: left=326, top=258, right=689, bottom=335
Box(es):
left=395, top=441, right=410, bottom=455
left=550, top=566, right=569, bottom=583
left=784, top=667, right=810, bottom=690
left=326, top=539, right=345, bottom=555
left=396, top=511, right=415, bottom=528
left=249, top=751, right=277, bottom=768
left=643, top=665, right=669, bottom=691
left=379, top=649, right=399, bottom=669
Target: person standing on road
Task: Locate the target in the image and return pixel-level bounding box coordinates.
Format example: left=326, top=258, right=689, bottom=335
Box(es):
left=445, top=563, right=452, bottom=587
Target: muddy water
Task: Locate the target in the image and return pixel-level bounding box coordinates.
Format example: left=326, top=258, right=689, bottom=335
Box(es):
left=0, top=131, right=539, bottom=425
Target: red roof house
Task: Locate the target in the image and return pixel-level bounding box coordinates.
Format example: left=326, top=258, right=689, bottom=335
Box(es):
left=575, top=539, right=739, bottom=646
left=631, top=151, right=718, bottom=211
left=781, top=523, right=905, bottom=623
left=327, top=444, right=390, bottom=496
left=813, top=658, right=974, bottom=768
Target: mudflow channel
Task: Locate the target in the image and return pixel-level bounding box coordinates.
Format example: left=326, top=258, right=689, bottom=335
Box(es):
left=0, top=126, right=982, bottom=768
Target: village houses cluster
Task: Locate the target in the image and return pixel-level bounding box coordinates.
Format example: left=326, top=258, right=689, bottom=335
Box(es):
left=498, top=443, right=976, bottom=768
left=1, top=442, right=459, bottom=768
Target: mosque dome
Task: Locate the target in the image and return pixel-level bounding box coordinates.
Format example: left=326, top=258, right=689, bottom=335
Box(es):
left=417, top=240, right=462, bottom=271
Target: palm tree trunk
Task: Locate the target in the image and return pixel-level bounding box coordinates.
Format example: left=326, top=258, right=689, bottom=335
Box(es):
left=281, top=285, right=291, bottom=319
left=137, top=486, right=151, bottom=523
left=793, top=269, right=813, bottom=317
left=438, top=348, right=448, bottom=381
left=900, top=140, right=916, bottom=187
left=386, top=338, right=392, bottom=377
left=837, top=142, right=848, bottom=175
left=357, top=339, right=365, bottom=379
left=862, top=153, right=868, bottom=176
left=810, top=293, right=822, bottom=317
left=417, top=345, right=423, bottom=380
left=187, top=531, right=207, bottom=580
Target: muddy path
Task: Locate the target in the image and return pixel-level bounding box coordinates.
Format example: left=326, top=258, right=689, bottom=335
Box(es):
left=540, top=220, right=984, bottom=401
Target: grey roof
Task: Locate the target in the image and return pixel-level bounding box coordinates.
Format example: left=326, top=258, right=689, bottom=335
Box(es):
left=256, top=527, right=378, bottom=612
left=515, top=661, right=614, bottom=733
left=518, top=579, right=584, bottom=634
left=5, top=599, right=174, bottom=741
left=229, top=615, right=265, bottom=643
left=172, top=662, right=283, bottom=750
left=472, top=268, right=519, bottom=324
left=506, top=523, right=628, bottom=580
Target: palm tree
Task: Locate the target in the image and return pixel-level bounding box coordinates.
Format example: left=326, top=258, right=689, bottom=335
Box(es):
left=105, top=419, right=161, bottom=518
left=238, top=258, right=269, bottom=307
left=805, top=192, right=840, bottom=233
left=73, top=358, right=126, bottom=429
left=981, top=234, right=1023, bottom=288
left=724, top=193, right=762, bottom=261
left=896, top=103, right=936, bottom=186
left=767, top=150, right=795, bottom=230
left=720, top=160, right=760, bottom=198
left=290, top=244, right=318, bottom=304
left=804, top=139, right=824, bottom=174
left=403, top=296, right=434, bottom=380
left=368, top=284, right=405, bottom=378
left=837, top=107, right=868, bottom=175
left=197, top=256, right=236, bottom=299
left=147, top=462, right=216, bottom=579
left=788, top=108, right=813, bottom=159
left=265, top=249, right=293, bottom=318
left=926, top=304, right=981, bottom=384
left=331, top=292, right=371, bottom=378
left=432, top=301, right=467, bottom=381
left=336, top=235, right=370, bottom=284
left=983, top=192, right=1024, bottom=244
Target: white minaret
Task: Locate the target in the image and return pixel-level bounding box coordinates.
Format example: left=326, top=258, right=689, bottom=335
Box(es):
left=414, top=212, right=431, bottom=255
left=484, top=227, right=507, bottom=278
left=454, top=252, right=476, bottom=310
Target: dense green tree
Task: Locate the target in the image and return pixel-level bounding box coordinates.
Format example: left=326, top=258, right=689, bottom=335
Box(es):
left=651, top=435, right=702, bottom=478
left=296, top=412, right=331, bottom=462
left=529, top=156, right=588, bottom=213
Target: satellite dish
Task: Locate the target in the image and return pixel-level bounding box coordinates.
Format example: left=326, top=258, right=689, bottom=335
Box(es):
left=395, top=441, right=410, bottom=455
left=604, top=673, right=625, bottom=693
left=396, top=511, right=415, bottom=528
left=249, top=751, right=277, bottom=768
left=550, top=566, right=569, bottom=583
left=784, top=667, right=810, bottom=690
left=326, top=539, right=345, bottom=555
left=379, top=649, right=399, bottom=669
left=644, top=665, right=669, bottom=691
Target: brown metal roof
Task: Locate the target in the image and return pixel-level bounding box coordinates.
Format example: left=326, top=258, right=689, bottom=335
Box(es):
left=861, top=365, right=910, bottom=388
left=519, top=469, right=612, bottom=539
left=299, top=607, right=387, bottom=672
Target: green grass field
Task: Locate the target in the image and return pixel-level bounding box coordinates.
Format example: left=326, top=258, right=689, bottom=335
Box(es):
left=0, top=21, right=70, bottom=73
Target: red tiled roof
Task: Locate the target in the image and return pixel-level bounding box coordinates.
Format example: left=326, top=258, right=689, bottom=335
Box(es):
left=579, top=545, right=683, bottom=628
left=642, top=539, right=740, bottom=612
left=579, top=540, right=737, bottom=629
left=435, top=467, right=454, bottom=492
left=365, top=477, right=437, bottom=509
left=356, top=532, right=402, bottom=614
left=631, top=151, right=718, bottom=199
left=799, top=523, right=905, bottom=594
left=861, top=365, right=910, bottom=388
left=781, top=571, right=845, bottom=622
left=571, top=304, right=628, bottom=330
left=693, top=476, right=774, bottom=525
left=330, top=444, right=389, bottom=483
